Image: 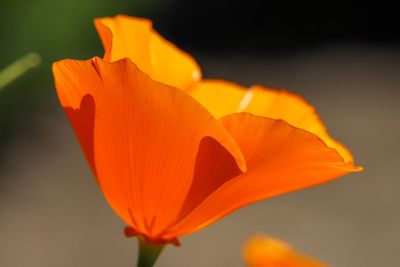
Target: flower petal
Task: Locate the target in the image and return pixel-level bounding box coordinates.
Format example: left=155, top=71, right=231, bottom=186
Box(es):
left=188, top=79, right=248, bottom=118
left=52, top=57, right=245, bottom=239
left=248, top=85, right=354, bottom=164
left=175, top=136, right=243, bottom=222
left=189, top=80, right=354, bottom=163
left=170, top=113, right=361, bottom=237
left=243, top=235, right=328, bottom=267
left=94, top=15, right=201, bottom=89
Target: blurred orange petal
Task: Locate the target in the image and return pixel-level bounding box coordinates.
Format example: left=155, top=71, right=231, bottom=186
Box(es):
left=243, top=235, right=328, bottom=267
left=189, top=80, right=354, bottom=163
left=53, top=57, right=245, bottom=241
left=170, top=113, right=360, bottom=237
left=95, top=15, right=201, bottom=90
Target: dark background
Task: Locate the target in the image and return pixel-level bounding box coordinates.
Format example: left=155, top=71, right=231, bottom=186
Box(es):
left=166, top=0, right=400, bottom=51
left=0, top=1, right=399, bottom=266
left=0, top=0, right=399, bottom=151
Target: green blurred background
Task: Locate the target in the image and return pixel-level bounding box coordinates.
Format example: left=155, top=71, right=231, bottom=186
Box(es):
left=0, top=0, right=158, bottom=153
left=1, top=0, right=399, bottom=266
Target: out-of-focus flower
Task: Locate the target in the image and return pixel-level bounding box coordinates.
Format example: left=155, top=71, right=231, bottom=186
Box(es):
left=52, top=15, right=362, bottom=246
left=243, top=235, right=328, bottom=267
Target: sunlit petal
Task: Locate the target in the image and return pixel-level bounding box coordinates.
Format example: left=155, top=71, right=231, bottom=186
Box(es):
left=53, top=57, right=245, bottom=240
left=189, top=81, right=354, bottom=163
left=95, top=15, right=201, bottom=90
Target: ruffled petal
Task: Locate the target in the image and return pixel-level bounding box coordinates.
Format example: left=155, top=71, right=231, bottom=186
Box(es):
left=247, top=85, right=354, bottom=163
left=94, top=15, right=201, bottom=89
left=169, top=113, right=361, bottom=237
left=189, top=80, right=354, bottom=163
left=52, top=57, right=245, bottom=239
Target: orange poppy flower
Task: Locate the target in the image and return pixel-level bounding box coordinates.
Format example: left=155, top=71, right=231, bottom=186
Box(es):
left=243, top=235, right=329, bottom=267
left=53, top=15, right=361, bottom=245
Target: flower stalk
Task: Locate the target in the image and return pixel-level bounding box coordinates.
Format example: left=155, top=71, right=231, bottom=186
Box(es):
left=137, top=237, right=165, bottom=267
left=0, top=53, right=41, bottom=90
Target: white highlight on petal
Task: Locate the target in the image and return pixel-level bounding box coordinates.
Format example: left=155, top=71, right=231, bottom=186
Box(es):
left=237, top=89, right=254, bottom=112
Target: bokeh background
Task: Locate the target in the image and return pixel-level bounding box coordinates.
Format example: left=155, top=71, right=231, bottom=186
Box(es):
left=1, top=0, right=399, bottom=266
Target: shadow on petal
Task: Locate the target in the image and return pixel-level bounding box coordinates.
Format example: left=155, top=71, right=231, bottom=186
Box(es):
left=177, top=136, right=243, bottom=221
left=64, top=94, right=96, bottom=176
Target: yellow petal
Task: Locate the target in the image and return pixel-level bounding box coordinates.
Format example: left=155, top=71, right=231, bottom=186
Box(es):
left=189, top=80, right=355, bottom=163
left=188, top=79, right=248, bottom=118
left=94, top=15, right=201, bottom=89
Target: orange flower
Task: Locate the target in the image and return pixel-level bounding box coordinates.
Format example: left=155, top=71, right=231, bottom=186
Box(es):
left=243, top=235, right=329, bottom=267
left=52, top=15, right=361, bottom=245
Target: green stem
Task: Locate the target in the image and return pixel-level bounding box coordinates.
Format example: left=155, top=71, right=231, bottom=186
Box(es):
left=0, top=53, right=41, bottom=90
left=137, top=237, right=165, bottom=267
